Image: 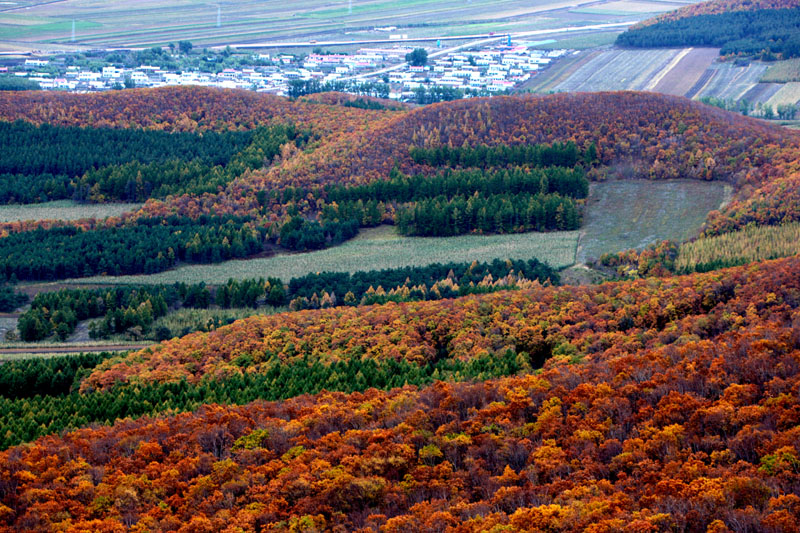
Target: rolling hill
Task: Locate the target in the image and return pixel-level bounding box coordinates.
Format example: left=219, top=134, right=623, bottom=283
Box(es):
left=1, top=87, right=800, bottom=531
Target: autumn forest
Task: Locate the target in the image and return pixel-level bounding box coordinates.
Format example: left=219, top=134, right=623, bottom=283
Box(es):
left=0, top=30, right=800, bottom=531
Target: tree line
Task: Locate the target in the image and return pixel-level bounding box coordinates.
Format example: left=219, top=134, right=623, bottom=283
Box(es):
left=325, top=166, right=589, bottom=204
left=287, top=258, right=558, bottom=310
left=0, top=216, right=266, bottom=282
left=16, top=279, right=283, bottom=342
left=288, top=79, right=391, bottom=99
left=0, top=352, right=114, bottom=400
left=0, top=284, right=27, bottom=312
left=0, top=349, right=528, bottom=450
left=617, top=7, right=800, bottom=60
left=14, top=257, right=556, bottom=341
left=409, top=140, right=595, bottom=169
left=396, top=192, right=581, bottom=236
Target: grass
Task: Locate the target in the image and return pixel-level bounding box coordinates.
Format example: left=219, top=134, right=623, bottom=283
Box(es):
left=0, top=20, right=100, bottom=40
left=531, top=32, right=620, bottom=50
left=761, top=59, right=800, bottom=83
left=766, top=83, right=800, bottom=109
left=0, top=201, right=143, bottom=223
left=64, top=225, right=581, bottom=285
left=578, top=179, right=730, bottom=263
left=675, top=222, right=800, bottom=273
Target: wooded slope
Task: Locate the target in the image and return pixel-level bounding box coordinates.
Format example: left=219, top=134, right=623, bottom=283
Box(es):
left=1, top=256, right=798, bottom=531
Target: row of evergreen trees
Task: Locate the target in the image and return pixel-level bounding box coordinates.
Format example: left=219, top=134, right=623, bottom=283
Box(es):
left=409, top=141, right=596, bottom=169
left=325, top=166, right=589, bottom=204
left=0, top=216, right=266, bottom=282
left=0, top=284, right=27, bottom=312
left=14, top=257, right=557, bottom=342
left=287, top=258, right=557, bottom=303
left=0, top=349, right=532, bottom=450
left=396, top=192, right=581, bottom=236
left=617, top=8, right=800, bottom=60
left=0, top=352, right=114, bottom=399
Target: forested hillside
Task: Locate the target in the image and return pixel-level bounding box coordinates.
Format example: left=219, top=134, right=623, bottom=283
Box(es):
left=617, top=7, right=800, bottom=60
left=637, top=0, right=800, bottom=25
left=1, top=256, right=798, bottom=531
left=0, top=89, right=797, bottom=284
left=1, top=85, right=800, bottom=531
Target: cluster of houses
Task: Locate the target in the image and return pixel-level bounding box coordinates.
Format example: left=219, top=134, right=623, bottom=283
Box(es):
left=387, top=45, right=567, bottom=98
left=8, top=42, right=567, bottom=101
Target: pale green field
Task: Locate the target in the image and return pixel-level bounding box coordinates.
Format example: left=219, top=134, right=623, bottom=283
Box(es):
left=66, top=225, right=581, bottom=285
left=531, top=32, right=620, bottom=50
left=0, top=201, right=143, bottom=222
left=761, top=58, right=800, bottom=83
left=766, top=83, right=800, bottom=109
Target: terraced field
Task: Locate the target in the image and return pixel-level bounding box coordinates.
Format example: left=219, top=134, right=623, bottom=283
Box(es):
left=551, top=48, right=684, bottom=92
left=534, top=47, right=717, bottom=95
left=766, top=82, right=800, bottom=109
left=761, top=58, right=800, bottom=83
left=692, top=61, right=770, bottom=101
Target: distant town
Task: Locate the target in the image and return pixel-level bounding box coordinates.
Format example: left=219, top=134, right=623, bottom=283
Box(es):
left=1, top=38, right=569, bottom=102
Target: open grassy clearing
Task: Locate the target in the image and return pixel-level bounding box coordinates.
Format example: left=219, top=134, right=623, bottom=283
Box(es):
left=577, top=179, right=729, bottom=263
left=0, top=201, right=143, bottom=222
left=761, top=58, right=800, bottom=83
left=676, top=222, right=800, bottom=273
left=63, top=225, right=581, bottom=286
left=43, top=179, right=729, bottom=286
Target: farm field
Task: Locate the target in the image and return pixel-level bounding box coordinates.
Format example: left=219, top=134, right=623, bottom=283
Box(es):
left=651, top=47, right=719, bottom=95
left=692, top=61, right=769, bottom=101
left=761, top=58, right=800, bottom=83
left=0, top=200, right=142, bottom=222
left=0, top=0, right=666, bottom=49
left=63, top=225, right=581, bottom=285
left=573, top=0, right=685, bottom=15
left=546, top=47, right=715, bottom=93
left=577, top=179, right=729, bottom=263
left=766, top=82, right=800, bottom=109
